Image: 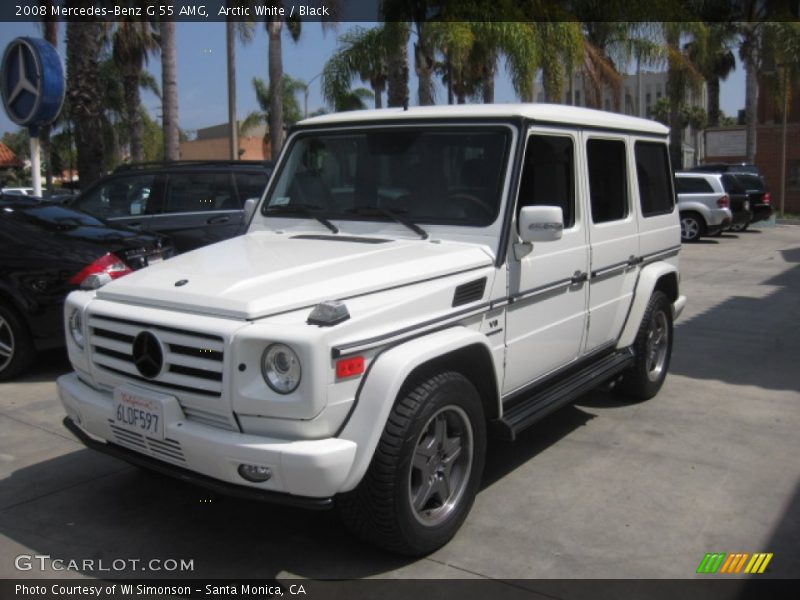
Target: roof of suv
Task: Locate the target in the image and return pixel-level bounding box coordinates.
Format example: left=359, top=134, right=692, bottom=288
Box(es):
left=113, top=160, right=274, bottom=174
left=299, top=104, right=670, bottom=136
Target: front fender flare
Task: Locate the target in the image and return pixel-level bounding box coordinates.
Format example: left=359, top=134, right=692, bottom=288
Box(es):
left=337, top=326, right=495, bottom=492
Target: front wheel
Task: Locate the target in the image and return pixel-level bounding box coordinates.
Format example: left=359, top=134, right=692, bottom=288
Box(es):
left=618, top=291, right=673, bottom=400
left=0, top=303, right=34, bottom=381
left=337, top=371, right=486, bottom=556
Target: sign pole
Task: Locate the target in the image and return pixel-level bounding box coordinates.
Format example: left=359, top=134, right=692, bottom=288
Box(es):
left=30, top=132, right=42, bottom=197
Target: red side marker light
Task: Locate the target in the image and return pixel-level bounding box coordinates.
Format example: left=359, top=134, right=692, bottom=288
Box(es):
left=336, top=356, right=365, bottom=379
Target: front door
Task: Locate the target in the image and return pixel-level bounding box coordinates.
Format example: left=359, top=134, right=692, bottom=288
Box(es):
left=503, top=129, right=589, bottom=395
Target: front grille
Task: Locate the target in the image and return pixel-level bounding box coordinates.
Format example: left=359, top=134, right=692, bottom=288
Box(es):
left=88, top=314, right=225, bottom=397
left=109, top=422, right=186, bottom=464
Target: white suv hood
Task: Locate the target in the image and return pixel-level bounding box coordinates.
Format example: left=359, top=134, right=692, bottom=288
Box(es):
left=96, top=231, right=493, bottom=320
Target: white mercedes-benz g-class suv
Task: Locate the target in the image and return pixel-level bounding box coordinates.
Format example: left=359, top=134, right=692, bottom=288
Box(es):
left=58, top=105, right=686, bottom=555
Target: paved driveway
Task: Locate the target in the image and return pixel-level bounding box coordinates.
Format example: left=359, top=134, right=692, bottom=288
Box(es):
left=0, top=225, right=798, bottom=580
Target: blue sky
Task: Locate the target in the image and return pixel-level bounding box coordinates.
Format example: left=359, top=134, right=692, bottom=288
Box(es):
left=1, top=21, right=747, bottom=139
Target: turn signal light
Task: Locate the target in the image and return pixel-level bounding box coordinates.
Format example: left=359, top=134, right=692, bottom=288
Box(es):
left=717, top=195, right=730, bottom=208
left=336, top=356, right=365, bottom=379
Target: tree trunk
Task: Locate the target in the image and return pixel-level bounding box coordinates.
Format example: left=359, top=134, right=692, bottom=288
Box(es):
left=226, top=19, right=238, bottom=159
left=666, top=28, right=684, bottom=168
left=66, top=20, right=105, bottom=187
left=386, top=22, right=409, bottom=108
left=707, top=76, right=721, bottom=127
left=446, top=56, right=454, bottom=105
left=123, top=69, right=144, bottom=163
left=40, top=2, right=57, bottom=193
left=267, top=19, right=283, bottom=159
left=373, top=80, right=384, bottom=109
left=482, top=59, right=496, bottom=104
left=161, top=20, right=179, bottom=161
left=744, top=53, right=758, bottom=163
left=414, top=25, right=434, bottom=106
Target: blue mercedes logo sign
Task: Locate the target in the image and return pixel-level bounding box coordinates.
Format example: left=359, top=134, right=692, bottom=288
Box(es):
left=1, top=37, right=64, bottom=127
left=132, top=331, right=164, bottom=379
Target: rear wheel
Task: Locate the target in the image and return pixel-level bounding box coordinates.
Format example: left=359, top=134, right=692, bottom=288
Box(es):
left=680, top=212, right=705, bottom=242
left=618, top=291, right=673, bottom=400
left=729, top=222, right=749, bottom=232
left=0, top=303, right=35, bottom=381
left=337, top=371, right=486, bottom=556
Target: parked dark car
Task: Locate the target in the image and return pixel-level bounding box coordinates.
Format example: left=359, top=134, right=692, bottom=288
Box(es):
left=66, top=160, right=273, bottom=253
left=0, top=195, right=173, bottom=380
left=689, top=163, right=761, bottom=175
left=720, top=173, right=773, bottom=230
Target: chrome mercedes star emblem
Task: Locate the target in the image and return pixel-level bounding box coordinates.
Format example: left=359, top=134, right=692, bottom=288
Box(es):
left=132, top=331, right=164, bottom=379
left=2, top=41, right=40, bottom=123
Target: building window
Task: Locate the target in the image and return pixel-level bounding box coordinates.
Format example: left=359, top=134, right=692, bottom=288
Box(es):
left=789, top=160, right=800, bottom=190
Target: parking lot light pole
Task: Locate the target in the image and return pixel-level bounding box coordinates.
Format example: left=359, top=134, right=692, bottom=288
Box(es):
left=780, top=63, right=788, bottom=219
left=303, top=72, right=324, bottom=118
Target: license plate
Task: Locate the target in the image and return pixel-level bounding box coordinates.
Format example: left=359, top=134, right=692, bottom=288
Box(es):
left=113, top=387, right=164, bottom=440
left=147, top=254, right=163, bottom=266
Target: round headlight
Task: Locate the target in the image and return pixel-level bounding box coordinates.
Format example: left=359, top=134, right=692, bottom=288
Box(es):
left=68, top=309, right=85, bottom=350
left=261, top=344, right=301, bottom=394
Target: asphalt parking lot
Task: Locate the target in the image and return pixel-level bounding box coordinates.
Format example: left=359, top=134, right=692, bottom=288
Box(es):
left=0, top=224, right=798, bottom=581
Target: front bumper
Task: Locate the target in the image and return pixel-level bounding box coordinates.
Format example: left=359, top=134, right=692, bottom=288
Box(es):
left=58, top=373, right=357, bottom=501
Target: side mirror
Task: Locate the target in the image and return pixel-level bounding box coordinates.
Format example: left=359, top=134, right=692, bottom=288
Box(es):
left=243, top=197, right=259, bottom=222
left=518, top=205, right=564, bottom=243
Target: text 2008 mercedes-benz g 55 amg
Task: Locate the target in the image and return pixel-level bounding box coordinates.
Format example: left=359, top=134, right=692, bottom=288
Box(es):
left=58, top=105, right=686, bottom=556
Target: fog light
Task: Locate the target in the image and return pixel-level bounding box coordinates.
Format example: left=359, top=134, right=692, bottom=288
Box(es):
left=238, top=464, right=272, bottom=483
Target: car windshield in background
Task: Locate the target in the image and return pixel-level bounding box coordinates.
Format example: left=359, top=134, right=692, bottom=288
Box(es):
left=264, top=128, right=511, bottom=227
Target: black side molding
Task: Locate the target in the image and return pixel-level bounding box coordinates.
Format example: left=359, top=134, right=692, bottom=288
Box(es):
left=62, top=417, right=333, bottom=510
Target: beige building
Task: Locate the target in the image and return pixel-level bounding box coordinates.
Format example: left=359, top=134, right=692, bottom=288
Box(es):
left=179, top=123, right=270, bottom=161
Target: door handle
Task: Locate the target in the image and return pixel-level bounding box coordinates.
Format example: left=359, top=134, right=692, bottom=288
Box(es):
left=207, top=215, right=230, bottom=224
left=571, top=271, right=588, bottom=285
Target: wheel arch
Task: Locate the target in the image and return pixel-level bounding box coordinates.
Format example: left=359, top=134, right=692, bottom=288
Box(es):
left=617, top=263, right=679, bottom=349
left=337, top=326, right=499, bottom=492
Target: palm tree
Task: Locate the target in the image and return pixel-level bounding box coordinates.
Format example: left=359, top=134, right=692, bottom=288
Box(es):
left=321, top=26, right=389, bottom=109
left=264, top=12, right=303, bottom=159
left=66, top=19, right=105, bottom=187
left=533, top=22, right=584, bottom=103
left=226, top=7, right=256, bottom=159
left=385, top=21, right=410, bottom=108
left=690, top=23, right=737, bottom=128
left=241, top=75, right=305, bottom=151
left=160, top=21, right=179, bottom=161
left=111, top=20, right=159, bottom=163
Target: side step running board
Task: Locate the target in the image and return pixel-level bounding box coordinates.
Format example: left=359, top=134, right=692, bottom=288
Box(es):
left=492, top=348, right=635, bottom=441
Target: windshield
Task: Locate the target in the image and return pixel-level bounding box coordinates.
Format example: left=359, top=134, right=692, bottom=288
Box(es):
left=263, top=127, right=511, bottom=227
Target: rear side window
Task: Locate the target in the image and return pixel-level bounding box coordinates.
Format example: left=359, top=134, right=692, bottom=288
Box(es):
left=164, top=173, right=238, bottom=213
left=635, top=142, right=674, bottom=216
left=73, top=174, right=156, bottom=218
left=587, top=138, right=628, bottom=223
left=721, top=174, right=745, bottom=194
left=675, top=177, right=713, bottom=194
left=235, top=172, right=269, bottom=203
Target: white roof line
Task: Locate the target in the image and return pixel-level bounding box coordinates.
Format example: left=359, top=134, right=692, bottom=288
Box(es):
left=299, top=103, right=669, bottom=136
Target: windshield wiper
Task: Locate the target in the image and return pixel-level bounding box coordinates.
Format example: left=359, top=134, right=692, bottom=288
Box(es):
left=264, top=203, right=338, bottom=234
left=347, top=207, right=428, bottom=240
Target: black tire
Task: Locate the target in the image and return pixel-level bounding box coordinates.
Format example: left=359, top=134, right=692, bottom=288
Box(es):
left=730, top=222, right=748, bottom=232
left=680, top=212, right=705, bottom=242
left=337, top=371, right=486, bottom=556
left=0, top=302, right=35, bottom=381
left=618, top=291, right=673, bottom=401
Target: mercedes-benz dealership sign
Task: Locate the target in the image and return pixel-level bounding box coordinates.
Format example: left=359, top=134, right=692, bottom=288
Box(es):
left=1, top=37, right=64, bottom=129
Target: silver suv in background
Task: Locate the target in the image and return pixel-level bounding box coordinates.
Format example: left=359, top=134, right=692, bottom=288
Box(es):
left=675, top=172, right=733, bottom=242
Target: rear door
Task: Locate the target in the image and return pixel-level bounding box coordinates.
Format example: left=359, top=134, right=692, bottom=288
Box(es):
left=633, top=139, right=679, bottom=259
left=584, top=134, right=640, bottom=351
left=152, top=171, right=244, bottom=253
left=70, top=172, right=160, bottom=232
